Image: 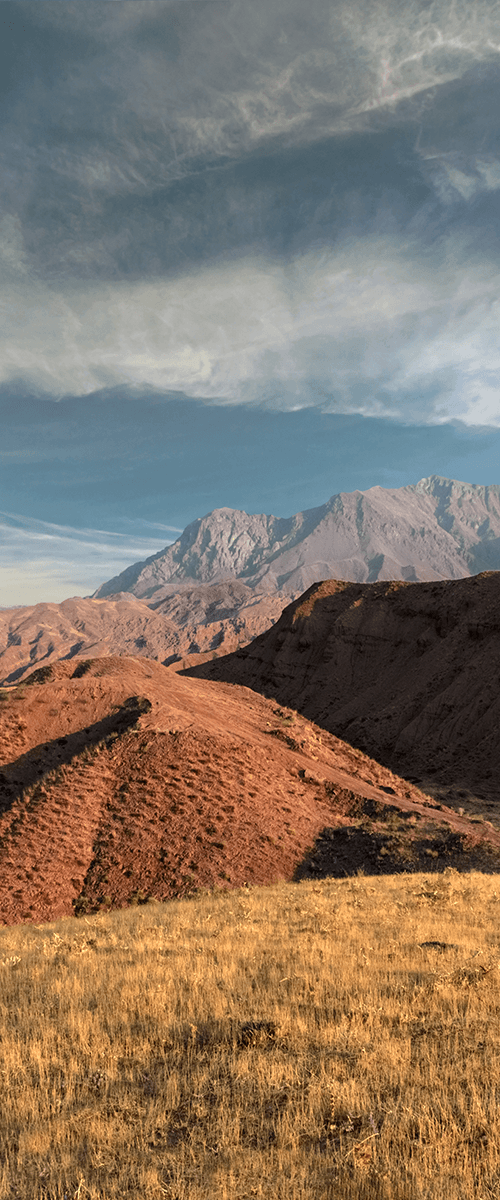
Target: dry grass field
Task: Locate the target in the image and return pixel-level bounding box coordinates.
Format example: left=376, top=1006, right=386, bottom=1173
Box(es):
left=1, top=871, right=500, bottom=1199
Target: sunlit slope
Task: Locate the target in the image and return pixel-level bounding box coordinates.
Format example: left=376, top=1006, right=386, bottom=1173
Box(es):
left=1, top=656, right=498, bottom=925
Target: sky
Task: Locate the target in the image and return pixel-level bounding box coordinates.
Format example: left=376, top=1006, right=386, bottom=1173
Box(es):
left=2, top=0, right=500, bottom=604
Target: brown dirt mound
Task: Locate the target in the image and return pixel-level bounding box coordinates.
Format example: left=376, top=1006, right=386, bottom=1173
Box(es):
left=187, top=572, right=500, bottom=813
left=1, top=656, right=499, bottom=926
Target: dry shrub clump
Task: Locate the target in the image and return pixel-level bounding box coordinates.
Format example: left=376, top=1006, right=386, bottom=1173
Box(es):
left=1, top=869, right=500, bottom=1198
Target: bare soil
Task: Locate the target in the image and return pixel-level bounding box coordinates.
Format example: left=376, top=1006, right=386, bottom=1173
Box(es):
left=1, top=655, right=499, bottom=926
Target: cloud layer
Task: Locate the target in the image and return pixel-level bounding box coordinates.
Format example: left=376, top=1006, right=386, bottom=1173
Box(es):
left=2, top=0, right=500, bottom=425
left=3, top=231, right=500, bottom=424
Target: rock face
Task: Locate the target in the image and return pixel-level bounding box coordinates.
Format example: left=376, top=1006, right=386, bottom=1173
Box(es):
left=94, top=475, right=500, bottom=600
left=187, top=571, right=500, bottom=811
left=1, top=655, right=498, bottom=926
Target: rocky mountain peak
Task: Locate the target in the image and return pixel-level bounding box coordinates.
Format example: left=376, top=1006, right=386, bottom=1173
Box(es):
left=93, top=476, right=500, bottom=603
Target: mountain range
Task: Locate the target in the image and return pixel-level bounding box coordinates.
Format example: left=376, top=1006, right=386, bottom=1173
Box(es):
left=2, top=475, right=500, bottom=685
left=2, top=478, right=500, bottom=924
left=94, top=474, right=500, bottom=599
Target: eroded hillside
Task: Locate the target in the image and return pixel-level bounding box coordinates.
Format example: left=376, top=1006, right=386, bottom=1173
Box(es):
left=188, top=572, right=500, bottom=812
left=1, top=656, right=497, bottom=925
left=0, top=586, right=285, bottom=685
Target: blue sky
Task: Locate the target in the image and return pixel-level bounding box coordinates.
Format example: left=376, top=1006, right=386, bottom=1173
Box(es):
left=2, top=0, right=500, bottom=603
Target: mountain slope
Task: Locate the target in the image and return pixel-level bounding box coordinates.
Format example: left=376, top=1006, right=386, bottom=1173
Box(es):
left=187, top=571, right=500, bottom=812
left=94, top=476, right=500, bottom=600
left=1, top=656, right=498, bottom=926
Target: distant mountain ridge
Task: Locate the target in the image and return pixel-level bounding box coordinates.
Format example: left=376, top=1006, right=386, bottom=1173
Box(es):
left=3, top=475, right=500, bottom=686
left=0, top=587, right=285, bottom=686
left=94, top=476, right=500, bottom=601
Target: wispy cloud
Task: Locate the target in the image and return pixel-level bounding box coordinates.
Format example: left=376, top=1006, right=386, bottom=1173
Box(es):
left=0, top=512, right=173, bottom=606
left=4, top=1, right=500, bottom=606
left=26, top=1, right=500, bottom=180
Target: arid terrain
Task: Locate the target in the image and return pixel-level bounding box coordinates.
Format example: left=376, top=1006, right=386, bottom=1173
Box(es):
left=0, top=585, right=285, bottom=686
left=190, top=572, right=500, bottom=814
left=2, top=488, right=500, bottom=929
left=2, top=506, right=500, bottom=1198
left=1, top=654, right=499, bottom=927
left=3, top=872, right=500, bottom=1199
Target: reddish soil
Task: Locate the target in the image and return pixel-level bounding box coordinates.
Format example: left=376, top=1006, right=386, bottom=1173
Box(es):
left=190, top=573, right=500, bottom=815
left=1, top=656, right=499, bottom=927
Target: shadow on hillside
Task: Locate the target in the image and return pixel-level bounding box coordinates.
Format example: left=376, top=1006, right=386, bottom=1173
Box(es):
left=0, top=694, right=151, bottom=811
left=181, top=585, right=500, bottom=806
left=294, top=823, right=500, bottom=879
left=3, top=642, right=89, bottom=685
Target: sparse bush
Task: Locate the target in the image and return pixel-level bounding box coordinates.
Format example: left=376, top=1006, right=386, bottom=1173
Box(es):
left=71, top=660, right=93, bottom=679
left=24, top=665, right=54, bottom=686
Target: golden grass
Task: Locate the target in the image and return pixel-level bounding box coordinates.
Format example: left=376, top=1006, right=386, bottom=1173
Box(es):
left=1, top=870, right=500, bottom=1198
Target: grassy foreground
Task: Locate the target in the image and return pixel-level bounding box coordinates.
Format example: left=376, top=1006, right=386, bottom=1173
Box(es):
left=1, top=871, right=500, bottom=1199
